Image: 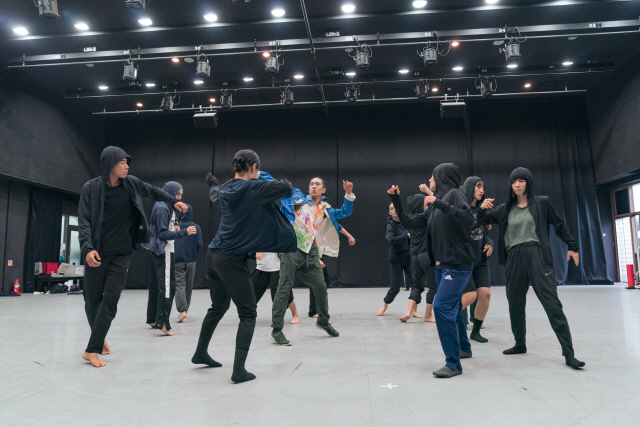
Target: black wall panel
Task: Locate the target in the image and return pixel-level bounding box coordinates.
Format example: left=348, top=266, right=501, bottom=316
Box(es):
left=1, top=183, right=30, bottom=293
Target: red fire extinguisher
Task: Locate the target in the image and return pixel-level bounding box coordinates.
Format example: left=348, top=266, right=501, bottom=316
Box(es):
left=11, top=279, right=22, bottom=295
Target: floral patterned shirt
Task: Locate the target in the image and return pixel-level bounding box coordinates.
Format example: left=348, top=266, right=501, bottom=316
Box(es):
left=293, top=202, right=327, bottom=254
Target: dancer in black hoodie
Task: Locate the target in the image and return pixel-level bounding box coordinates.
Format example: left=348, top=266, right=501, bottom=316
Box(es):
left=191, top=150, right=296, bottom=383
left=78, top=146, right=188, bottom=368
left=377, top=202, right=413, bottom=316
left=461, top=177, right=494, bottom=343
left=478, top=167, right=584, bottom=369
left=390, top=163, right=475, bottom=378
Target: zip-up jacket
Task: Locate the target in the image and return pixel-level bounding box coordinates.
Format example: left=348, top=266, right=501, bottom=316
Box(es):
left=175, top=204, right=203, bottom=263
left=386, top=217, right=409, bottom=261
left=142, top=181, right=189, bottom=256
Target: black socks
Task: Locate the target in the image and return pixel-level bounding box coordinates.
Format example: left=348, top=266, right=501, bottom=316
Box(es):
left=503, top=345, right=527, bottom=355
left=470, top=319, right=488, bottom=343
left=565, top=356, right=585, bottom=369
left=231, top=348, right=256, bottom=384
left=191, top=352, right=222, bottom=367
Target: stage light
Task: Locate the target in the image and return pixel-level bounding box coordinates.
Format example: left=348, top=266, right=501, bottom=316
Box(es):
left=262, top=52, right=271, bottom=58
left=204, top=14, right=218, bottom=22
left=161, top=94, right=174, bottom=111
left=221, top=91, right=232, bottom=108
left=399, top=69, right=410, bottom=74
left=126, top=0, right=147, bottom=10
left=415, top=80, right=429, bottom=99
left=348, top=42, right=372, bottom=70
left=74, top=23, right=89, bottom=31
left=476, top=76, right=497, bottom=97
left=452, top=66, right=463, bottom=71
left=294, top=74, right=304, bottom=79
left=122, top=60, right=138, bottom=81
left=146, top=83, right=155, bottom=87
left=507, top=64, right=518, bottom=68
left=504, top=41, right=521, bottom=62
left=36, top=0, right=60, bottom=19
left=265, top=51, right=283, bottom=75
left=342, top=4, right=356, bottom=13
left=136, top=102, right=143, bottom=108
left=243, top=77, right=254, bottom=82
left=432, top=87, right=439, bottom=92
left=98, top=86, right=109, bottom=90
left=271, top=9, right=285, bottom=17
left=563, top=61, right=574, bottom=66
left=194, top=80, right=204, bottom=85
left=281, top=87, right=294, bottom=105
left=420, top=47, right=438, bottom=66
left=345, top=72, right=356, bottom=77
left=171, top=58, right=179, bottom=63
left=196, top=52, right=211, bottom=78
left=413, top=1, right=427, bottom=8
left=13, top=27, right=29, bottom=36
left=524, top=83, right=532, bottom=88
left=451, top=41, right=459, bottom=47
left=209, top=98, right=216, bottom=103
left=138, top=18, right=152, bottom=26
left=485, top=0, right=499, bottom=4
left=345, top=83, right=360, bottom=103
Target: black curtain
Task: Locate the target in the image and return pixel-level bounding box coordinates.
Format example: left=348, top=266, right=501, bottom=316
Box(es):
left=24, top=190, right=62, bottom=292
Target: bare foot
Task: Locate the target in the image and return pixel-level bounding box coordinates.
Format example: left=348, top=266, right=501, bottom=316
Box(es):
left=290, top=316, right=300, bottom=324
left=82, top=352, right=106, bottom=367
left=424, top=316, right=436, bottom=323
left=313, top=314, right=318, bottom=318
left=412, top=311, right=424, bottom=319
left=177, top=312, right=187, bottom=323
left=148, top=323, right=155, bottom=328
left=161, top=325, right=176, bottom=336
left=102, top=341, right=111, bottom=355
left=400, top=314, right=411, bottom=322
left=377, top=303, right=389, bottom=316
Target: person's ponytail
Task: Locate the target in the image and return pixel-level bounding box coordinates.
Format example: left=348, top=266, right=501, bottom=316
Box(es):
left=232, top=149, right=260, bottom=173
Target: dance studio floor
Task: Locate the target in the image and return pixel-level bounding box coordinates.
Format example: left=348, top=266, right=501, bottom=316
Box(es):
left=1, top=285, right=638, bottom=427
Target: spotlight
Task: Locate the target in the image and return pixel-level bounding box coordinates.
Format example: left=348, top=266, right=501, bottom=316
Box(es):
left=171, top=58, right=180, bottom=63
left=420, top=47, right=438, bottom=66
left=122, top=60, right=138, bottom=81
left=413, top=1, right=427, bottom=8
left=194, top=80, right=204, bottom=85
left=451, top=41, right=460, bottom=47
left=13, top=27, right=29, bottom=36
left=145, top=83, right=155, bottom=87
left=294, top=74, right=304, bottom=79
left=243, top=77, right=254, bottom=82
left=98, top=86, right=109, bottom=90
left=503, top=41, right=521, bottom=62
left=271, top=9, right=285, bottom=17
left=524, top=83, right=532, bottom=88
left=415, top=80, right=429, bottom=99
left=399, top=69, right=410, bottom=74
left=341, top=4, right=356, bottom=13
left=138, top=18, right=152, bottom=26
left=265, top=51, right=283, bottom=75
left=204, top=14, right=218, bottom=22
left=563, top=61, right=574, bottom=66
left=136, top=102, right=143, bottom=108
left=432, top=87, right=439, bottom=93
left=74, top=23, right=89, bottom=31
left=345, top=83, right=360, bottom=103
left=209, top=98, right=216, bottom=103
left=262, top=52, right=271, bottom=58
left=345, top=72, right=356, bottom=77
left=35, top=0, right=60, bottom=19
left=348, top=42, right=372, bottom=70
left=281, top=87, right=294, bottom=105
left=196, top=52, right=211, bottom=77
left=476, top=76, right=497, bottom=97
left=221, top=90, right=232, bottom=109
left=126, top=0, right=147, bottom=10
left=161, top=94, right=174, bottom=111
left=507, top=64, right=518, bottom=68
left=452, top=66, right=463, bottom=71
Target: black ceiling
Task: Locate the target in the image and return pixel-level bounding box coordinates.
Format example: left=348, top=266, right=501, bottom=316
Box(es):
left=1, top=0, right=639, bottom=116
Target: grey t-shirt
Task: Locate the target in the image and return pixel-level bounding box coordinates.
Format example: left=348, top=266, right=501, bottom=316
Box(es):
left=505, top=205, right=540, bottom=251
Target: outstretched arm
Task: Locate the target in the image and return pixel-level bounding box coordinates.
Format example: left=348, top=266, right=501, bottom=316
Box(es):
left=476, top=198, right=504, bottom=226
left=427, top=192, right=474, bottom=227
left=387, top=186, right=429, bottom=230
left=331, top=180, right=356, bottom=220
left=136, top=177, right=188, bottom=213
left=206, top=173, right=220, bottom=205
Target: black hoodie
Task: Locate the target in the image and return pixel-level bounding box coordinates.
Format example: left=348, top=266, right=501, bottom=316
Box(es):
left=428, top=163, right=475, bottom=268
left=385, top=216, right=409, bottom=261
left=462, top=176, right=494, bottom=265
left=78, top=146, right=180, bottom=258
left=389, top=194, right=432, bottom=257
left=477, top=167, right=578, bottom=266
left=175, top=204, right=203, bottom=263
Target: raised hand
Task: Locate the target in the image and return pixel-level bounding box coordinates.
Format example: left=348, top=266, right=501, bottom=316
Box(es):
left=419, top=184, right=433, bottom=196
left=425, top=195, right=436, bottom=206
left=206, top=173, right=217, bottom=186
left=567, top=250, right=579, bottom=266
left=387, top=185, right=400, bottom=195
left=174, top=201, right=189, bottom=213
left=480, top=198, right=494, bottom=210
left=343, top=180, right=354, bottom=194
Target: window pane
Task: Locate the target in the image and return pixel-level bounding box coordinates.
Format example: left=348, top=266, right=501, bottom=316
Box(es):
left=69, top=216, right=78, bottom=226
left=615, top=217, right=634, bottom=282
left=633, top=184, right=640, bottom=213
left=60, top=215, right=67, bottom=261
left=615, top=189, right=630, bottom=215
left=69, top=230, right=81, bottom=267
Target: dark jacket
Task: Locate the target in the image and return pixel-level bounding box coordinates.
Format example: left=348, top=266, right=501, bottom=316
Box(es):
left=142, top=181, right=189, bottom=256
left=175, top=204, right=203, bottom=263
left=428, top=163, right=475, bottom=268
left=389, top=194, right=432, bottom=257
left=462, top=176, right=494, bottom=264
left=208, top=173, right=297, bottom=255
left=385, top=217, right=409, bottom=261
left=477, top=167, right=578, bottom=266
left=78, top=146, right=179, bottom=259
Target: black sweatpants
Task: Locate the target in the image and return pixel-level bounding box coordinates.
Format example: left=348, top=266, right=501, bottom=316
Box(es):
left=146, top=251, right=176, bottom=331
left=252, top=269, right=293, bottom=306
left=308, top=259, right=331, bottom=317
left=83, top=254, right=131, bottom=353
left=409, top=252, right=436, bottom=305
left=505, top=244, right=575, bottom=357
left=197, top=250, right=256, bottom=353
left=383, top=250, right=413, bottom=304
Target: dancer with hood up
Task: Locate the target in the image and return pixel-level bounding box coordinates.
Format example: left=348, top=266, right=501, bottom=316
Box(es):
left=377, top=202, right=413, bottom=316
left=174, top=204, right=203, bottom=323
left=191, top=150, right=296, bottom=383
left=78, top=146, right=189, bottom=367
left=389, top=163, right=475, bottom=378
left=143, top=181, right=196, bottom=336
left=477, top=167, right=585, bottom=369
left=460, top=177, right=494, bottom=343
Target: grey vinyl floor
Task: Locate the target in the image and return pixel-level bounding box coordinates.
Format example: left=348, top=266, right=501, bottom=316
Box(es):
left=1, top=285, right=639, bottom=427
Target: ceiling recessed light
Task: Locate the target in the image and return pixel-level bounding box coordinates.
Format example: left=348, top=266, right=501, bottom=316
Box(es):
left=184, top=57, right=194, bottom=63
left=451, top=41, right=460, bottom=47
left=452, top=66, right=463, bottom=71
left=13, top=27, right=28, bottom=36
left=413, top=1, right=427, bottom=8
left=86, top=63, right=94, bottom=68
left=145, top=83, right=155, bottom=87
left=74, top=23, right=89, bottom=31
left=136, top=103, right=143, bottom=108
left=172, top=58, right=180, bottom=63
left=204, top=14, right=218, bottom=22
left=138, top=18, right=152, bottom=26
left=568, top=36, right=578, bottom=41
left=485, top=0, right=499, bottom=4
left=432, top=87, right=439, bottom=92
left=493, top=40, right=505, bottom=46
left=507, top=64, right=518, bottom=68
left=399, top=69, right=410, bottom=74
left=98, top=86, right=108, bottom=90
left=524, top=83, right=532, bottom=88
left=194, top=80, right=204, bottom=85
left=563, top=61, right=574, bottom=66
left=243, top=77, right=254, bottom=82
left=345, top=71, right=356, bottom=77
left=341, top=4, right=356, bottom=13
left=262, top=52, right=271, bottom=58
left=294, top=74, right=304, bottom=79
left=209, top=98, right=216, bottom=103
left=271, top=9, right=285, bottom=17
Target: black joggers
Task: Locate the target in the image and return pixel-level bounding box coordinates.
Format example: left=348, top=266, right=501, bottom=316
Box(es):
left=409, top=252, right=437, bottom=305
left=384, top=250, right=413, bottom=304
left=83, top=254, right=131, bottom=354
left=505, top=243, right=575, bottom=357
left=146, top=251, right=176, bottom=331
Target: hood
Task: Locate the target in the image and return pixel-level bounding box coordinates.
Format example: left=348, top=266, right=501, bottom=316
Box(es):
left=163, top=181, right=183, bottom=198
left=433, top=163, right=461, bottom=198
left=178, top=204, right=193, bottom=222
left=462, top=176, right=485, bottom=206
left=407, top=194, right=425, bottom=215
left=507, top=167, right=534, bottom=210
left=100, top=146, right=131, bottom=178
